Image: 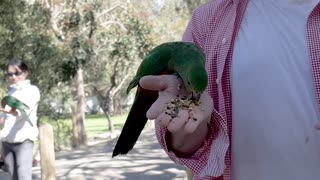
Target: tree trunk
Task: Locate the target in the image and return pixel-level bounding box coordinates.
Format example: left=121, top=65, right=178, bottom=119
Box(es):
left=105, top=111, right=114, bottom=133
left=92, top=87, right=114, bottom=133
left=71, top=104, right=79, bottom=148
left=103, top=94, right=114, bottom=132
left=113, top=96, right=121, bottom=114
left=75, top=67, right=87, bottom=147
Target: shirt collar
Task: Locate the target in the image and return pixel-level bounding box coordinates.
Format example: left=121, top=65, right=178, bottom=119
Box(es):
left=10, top=80, right=31, bottom=90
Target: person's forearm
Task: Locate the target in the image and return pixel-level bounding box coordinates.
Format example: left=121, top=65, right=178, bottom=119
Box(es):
left=167, top=119, right=209, bottom=157
left=0, top=116, right=5, bottom=125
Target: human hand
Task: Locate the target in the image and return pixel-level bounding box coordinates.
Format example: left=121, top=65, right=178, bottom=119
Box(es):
left=139, top=75, right=213, bottom=134
left=0, top=107, right=18, bottom=116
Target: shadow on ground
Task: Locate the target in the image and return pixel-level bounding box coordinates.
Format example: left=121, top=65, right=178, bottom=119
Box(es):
left=0, top=128, right=187, bottom=180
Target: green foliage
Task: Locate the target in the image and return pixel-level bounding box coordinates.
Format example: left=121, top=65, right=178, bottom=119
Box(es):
left=108, top=11, right=153, bottom=66
left=85, top=4, right=154, bottom=98
left=0, top=1, right=69, bottom=93
left=183, top=0, right=208, bottom=14
left=131, top=0, right=207, bottom=43
left=0, top=0, right=204, bottom=137
left=38, top=82, right=75, bottom=117
left=40, top=117, right=73, bottom=151
left=55, top=2, right=96, bottom=81
left=0, top=0, right=26, bottom=61
left=27, top=36, right=70, bottom=92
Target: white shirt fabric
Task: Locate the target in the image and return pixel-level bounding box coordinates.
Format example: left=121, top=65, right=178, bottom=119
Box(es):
left=0, top=80, right=40, bottom=143
left=231, top=0, right=320, bottom=179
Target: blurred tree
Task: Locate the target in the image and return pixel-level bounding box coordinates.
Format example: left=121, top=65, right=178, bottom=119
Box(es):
left=0, top=0, right=67, bottom=90
left=43, top=0, right=100, bottom=147
left=43, top=0, right=154, bottom=135
left=130, top=0, right=207, bottom=43
left=183, top=0, right=208, bottom=14
left=85, top=1, right=154, bottom=132
left=0, top=0, right=206, bottom=149
left=0, top=0, right=70, bottom=122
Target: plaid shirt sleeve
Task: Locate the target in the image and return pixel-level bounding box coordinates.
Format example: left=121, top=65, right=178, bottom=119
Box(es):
left=154, top=5, right=221, bottom=178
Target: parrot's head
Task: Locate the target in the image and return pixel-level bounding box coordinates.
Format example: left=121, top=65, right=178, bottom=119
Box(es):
left=180, top=66, right=208, bottom=105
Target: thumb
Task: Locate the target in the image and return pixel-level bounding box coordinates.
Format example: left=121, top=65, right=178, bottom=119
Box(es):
left=141, top=75, right=184, bottom=119
left=139, top=75, right=171, bottom=91
left=315, top=122, right=320, bottom=130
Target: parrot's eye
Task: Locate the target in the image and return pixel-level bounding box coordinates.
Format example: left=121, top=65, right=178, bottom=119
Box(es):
left=187, top=81, right=191, bottom=85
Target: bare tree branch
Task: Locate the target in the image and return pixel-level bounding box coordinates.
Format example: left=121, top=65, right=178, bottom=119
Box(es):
left=43, top=0, right=65, bottom=41
left=100, top=20, right=127, bottom=32
left=96, top=5, right=127, bottom=19
left=113, top=73, right=130, bottom=94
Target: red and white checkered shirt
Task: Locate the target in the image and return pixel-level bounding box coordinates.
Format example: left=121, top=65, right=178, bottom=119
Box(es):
left=155, top=0, right=320, bottom=179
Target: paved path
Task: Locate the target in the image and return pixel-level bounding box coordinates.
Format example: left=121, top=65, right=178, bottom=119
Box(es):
left=0, top=128, right=188, bottom=180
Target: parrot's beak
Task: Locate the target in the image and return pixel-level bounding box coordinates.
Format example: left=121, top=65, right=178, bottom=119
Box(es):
left=191, top=92, right=202, bottom=105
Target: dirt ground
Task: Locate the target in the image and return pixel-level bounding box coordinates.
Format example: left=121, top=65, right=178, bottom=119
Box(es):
left=0, top=128, right=188, bottom=180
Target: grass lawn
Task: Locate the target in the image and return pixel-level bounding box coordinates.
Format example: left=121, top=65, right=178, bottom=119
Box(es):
left=85, top=113, right=128, bottom=138
left=39, top=113, right=129, bottom=149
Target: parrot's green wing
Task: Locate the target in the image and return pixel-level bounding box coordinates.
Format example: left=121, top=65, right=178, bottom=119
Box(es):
left=112, top=43, right=173, bottom=157
left=126, top=43, right=174, bottom=94
left=1, top=96, right=29, bottom=110
left=170, top=42, right=208, bottom=94
left=1, top=95, right=33, bottom=126
left=112, top=41, right=208, bottom=157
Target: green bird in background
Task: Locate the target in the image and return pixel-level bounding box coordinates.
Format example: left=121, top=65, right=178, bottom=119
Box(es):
left=112, top=41, right=208, bottom=157
left=1, top=95, right=33, bottom=127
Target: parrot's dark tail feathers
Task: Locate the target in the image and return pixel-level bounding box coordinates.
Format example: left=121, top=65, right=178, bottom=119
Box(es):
left=112, top=117, right=147, bottom=158
left=126, top=78, right=139, bottom=94
left=112, top=137, right=136, bottom=157
left=112, top=143, right=131, bottom=157
left=112, top=88, right=159, bottom=158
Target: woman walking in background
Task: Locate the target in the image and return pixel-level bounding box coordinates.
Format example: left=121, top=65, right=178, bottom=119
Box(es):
left=0, top=58, right=40, bottom=180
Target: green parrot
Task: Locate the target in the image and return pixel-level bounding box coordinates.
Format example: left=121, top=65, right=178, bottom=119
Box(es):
left=1, top=95, right=33, bottom=127
left=112, top=41, right=208, bottom=157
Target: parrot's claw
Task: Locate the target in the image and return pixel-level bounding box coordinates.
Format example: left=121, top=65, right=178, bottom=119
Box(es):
left=191, top=92, right=202, bottom=105
left=177, top=84, right=182, bottom=90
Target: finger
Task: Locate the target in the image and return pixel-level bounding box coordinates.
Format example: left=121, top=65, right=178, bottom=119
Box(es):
left=184, top=118, right=201, bottom=133
left=146, top=93, right=172, bottom=119
left=139, top=75, right=170, bottom=91
left=155, top=111, right=172, bottom=128
left=199, top=91, right=214, bottom=117
left=184, top=106, right=205, bottom=133
left=182, top=91, right=213, bottom=133
left=146, top=76, right=183, bottom=119
left=140, top=75, right=184, bottom=92
left=167, top=110, right=189, bottom=133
